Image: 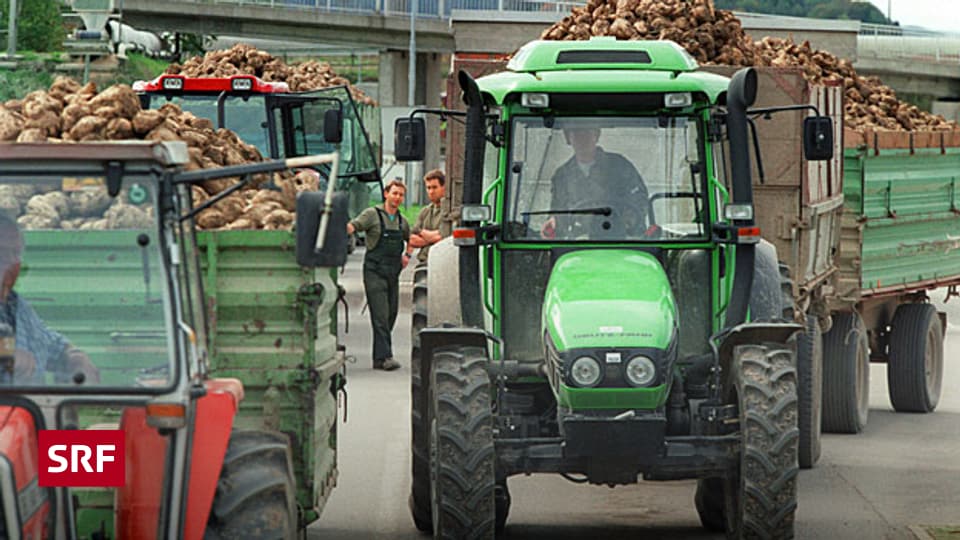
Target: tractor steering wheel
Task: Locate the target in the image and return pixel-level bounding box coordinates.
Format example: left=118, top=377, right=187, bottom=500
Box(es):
left=566, top=198, right=656, bottom=240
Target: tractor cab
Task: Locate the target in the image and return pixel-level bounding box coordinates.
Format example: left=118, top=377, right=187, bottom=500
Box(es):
left=0, top=141, right=345, bottom=539
left=135, top=75, right=383, bottom=217
left=396, top=38, right=834, bottom=539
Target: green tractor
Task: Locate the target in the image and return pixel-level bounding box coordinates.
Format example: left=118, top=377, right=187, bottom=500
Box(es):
left=396, top=38, right=834, bottom=538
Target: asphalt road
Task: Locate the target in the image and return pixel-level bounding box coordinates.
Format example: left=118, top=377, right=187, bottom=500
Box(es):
left=309, top=249, right=960, bottom=539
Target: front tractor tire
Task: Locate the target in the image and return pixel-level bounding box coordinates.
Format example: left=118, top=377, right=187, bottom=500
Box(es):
left=429, top=347, right=496, bottom=539
left=724, top=344, right=799, bottom=539
left=887, top=303, right=944, bottom=413
left=205, top=430, right=298, bottom=540
left=410, top=264, right=432, bottom=532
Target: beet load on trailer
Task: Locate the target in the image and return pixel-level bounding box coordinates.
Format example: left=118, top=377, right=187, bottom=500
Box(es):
left=0, top=141, right=350, bottom=539
left=135, top=73, right=384, bottom=221
left=396, top=37, right=837, bottom=539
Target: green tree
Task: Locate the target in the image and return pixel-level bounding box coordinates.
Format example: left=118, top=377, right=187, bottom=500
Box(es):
left=716, top=0, right=890, bottom=24
left=0, top=0, right=65, bottom=52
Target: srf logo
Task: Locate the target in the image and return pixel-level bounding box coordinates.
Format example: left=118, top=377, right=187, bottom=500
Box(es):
left=38, top=430, right=125, bottom=487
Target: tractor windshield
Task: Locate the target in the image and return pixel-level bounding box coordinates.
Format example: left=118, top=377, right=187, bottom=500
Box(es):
left=0, top=179, right=175, bottom=390
left=160, top=94, right=271, bottom=157
left=504, top=115, right=707, bottom=242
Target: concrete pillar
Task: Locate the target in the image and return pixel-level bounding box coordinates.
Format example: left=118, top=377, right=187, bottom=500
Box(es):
left=377, top=49, right=448, bottom=204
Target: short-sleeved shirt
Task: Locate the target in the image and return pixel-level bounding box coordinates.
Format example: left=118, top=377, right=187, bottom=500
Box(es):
left=1, top=291, right=69, bottom=384
left=350, top=204, right=411, bottom=251
left=412, top=202, right=446, bottom=263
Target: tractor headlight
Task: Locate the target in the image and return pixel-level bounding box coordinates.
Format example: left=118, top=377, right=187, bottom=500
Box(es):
left=624, top=355, right=656, bottom=387
left=570, top=356, right=602, bottom=387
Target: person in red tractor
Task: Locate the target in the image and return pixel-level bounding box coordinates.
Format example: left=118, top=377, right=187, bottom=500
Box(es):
left=0, top=212, right=100, bottom=385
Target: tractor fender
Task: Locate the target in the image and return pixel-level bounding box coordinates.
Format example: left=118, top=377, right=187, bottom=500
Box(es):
left=116, top=378, right=242, bottom=540
left=748, top=240, right=788, bottom=322
left=716, top=321, right=803, bottom=392
left=427, top=237, right=462, bottom=327
left=184, top=378, right=243, bottom=540
left=0, top=404, right=50, bottom=537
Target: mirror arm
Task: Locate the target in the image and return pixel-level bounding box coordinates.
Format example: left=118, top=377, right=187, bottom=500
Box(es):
left=180, top=175, right=252, bottom=223
left=746, top=117, right=765, bottom=185
left=748, top=104, right=821, bottom=118
left=408, top=107, right=466, bottom=121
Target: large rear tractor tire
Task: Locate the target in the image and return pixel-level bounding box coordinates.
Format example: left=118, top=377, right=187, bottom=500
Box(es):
left=429, top=347, right=496, bottom=539
left=797, top=314, right=823, bottom=469
left=887, top=303, right=943, bottom=413
left=205, top=430, right=298, bottom=540
left=409, top=264, right=431, bottom=532
left=723, top=344, right=799, bottom=539
left=822, top=311, right=869, bottom=433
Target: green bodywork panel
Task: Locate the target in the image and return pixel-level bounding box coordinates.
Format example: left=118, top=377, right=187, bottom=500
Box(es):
left=507, top=38, right=699, bottom=73
left=844, top=146, right=960, bottom=292
left=558, top=383, right=668, bottom=410
left=480, top=39, right=726, bottom=106
left=543, top=250, right=676, bottom=351
left=197, top=230, right=342, bottom=523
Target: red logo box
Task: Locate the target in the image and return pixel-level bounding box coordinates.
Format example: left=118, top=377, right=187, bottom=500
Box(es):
left=38, top=430, right=125, bottom=487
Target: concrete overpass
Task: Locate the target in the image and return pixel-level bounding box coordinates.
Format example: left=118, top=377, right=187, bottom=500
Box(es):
left=112, top=1, right=960, bottom=171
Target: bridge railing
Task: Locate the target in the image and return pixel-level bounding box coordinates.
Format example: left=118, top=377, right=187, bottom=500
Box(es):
left=858, top=35, right=960, bottom=65
left=174, top=0, right=583, bottom=17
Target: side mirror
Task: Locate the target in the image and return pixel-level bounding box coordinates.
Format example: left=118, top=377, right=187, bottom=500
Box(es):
left=803, top=116, right=834, bottom=161
left=324, top=109, right=343, bottom=144
left=296, top=191, right=349, bottom=267
left=394, top=117, right=425, bottom=162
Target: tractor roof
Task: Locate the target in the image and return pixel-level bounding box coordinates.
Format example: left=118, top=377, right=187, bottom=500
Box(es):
left=133, top=74, right=290, bottom=94
left=476, top=38, right=730, bottom=106
left=507, top=38, right=699, bottom=73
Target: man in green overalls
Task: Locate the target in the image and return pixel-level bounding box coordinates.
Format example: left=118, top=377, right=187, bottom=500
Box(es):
left=347, top=180, right=411, bottom=371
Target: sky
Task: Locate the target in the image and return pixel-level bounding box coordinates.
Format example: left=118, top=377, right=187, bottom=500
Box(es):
left=863, top=0, right=960, bottom=34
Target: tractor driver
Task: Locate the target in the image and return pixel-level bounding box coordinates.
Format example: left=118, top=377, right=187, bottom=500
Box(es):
left=541, top=126, right=650, bottom=239
left=0, top=212, right=100, bottom=385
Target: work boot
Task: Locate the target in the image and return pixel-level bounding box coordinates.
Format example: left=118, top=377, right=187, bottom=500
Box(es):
left=380, top=357, right=401, bottom=371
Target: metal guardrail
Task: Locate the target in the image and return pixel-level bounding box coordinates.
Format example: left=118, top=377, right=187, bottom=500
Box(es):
left=165, top=0, right=582, bottom=18
left=858, top=35, right=960, bottom=65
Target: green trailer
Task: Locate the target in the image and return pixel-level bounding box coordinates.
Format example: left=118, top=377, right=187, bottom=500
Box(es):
left=195, top=230, right=344, bottom=524
left=822, top=131, right=959, bottom=432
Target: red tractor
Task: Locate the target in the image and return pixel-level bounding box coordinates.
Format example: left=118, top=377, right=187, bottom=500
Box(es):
left=0, top=141, right=347, bottom=539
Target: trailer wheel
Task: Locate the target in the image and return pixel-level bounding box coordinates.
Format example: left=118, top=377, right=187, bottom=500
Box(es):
left=887, top=303, right=943, bottom=413
left=822, top=311, right=869, bottom=433
left=797, top=314, right=823, bottom=469
left=723, top=344, right=799, bottom=539
left=694, top=477, right=725, bottom=532
left=409, top=264, right=431, bottom=532
left=429, top=347, right=496, bottom=539
left=205, top=431, right=297, bottom=540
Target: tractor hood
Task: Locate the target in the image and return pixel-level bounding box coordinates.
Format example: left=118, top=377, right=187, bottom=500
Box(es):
left=543, top=249, right=676, bottom=351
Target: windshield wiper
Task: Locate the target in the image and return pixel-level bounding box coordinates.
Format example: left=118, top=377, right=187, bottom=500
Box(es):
left=522, top=207, right=612, bottom=217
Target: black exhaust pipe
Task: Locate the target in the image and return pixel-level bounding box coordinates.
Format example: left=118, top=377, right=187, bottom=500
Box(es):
left=458, top=70, right=485, bottom=328
left=725, top=68, right=758, bottom=328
